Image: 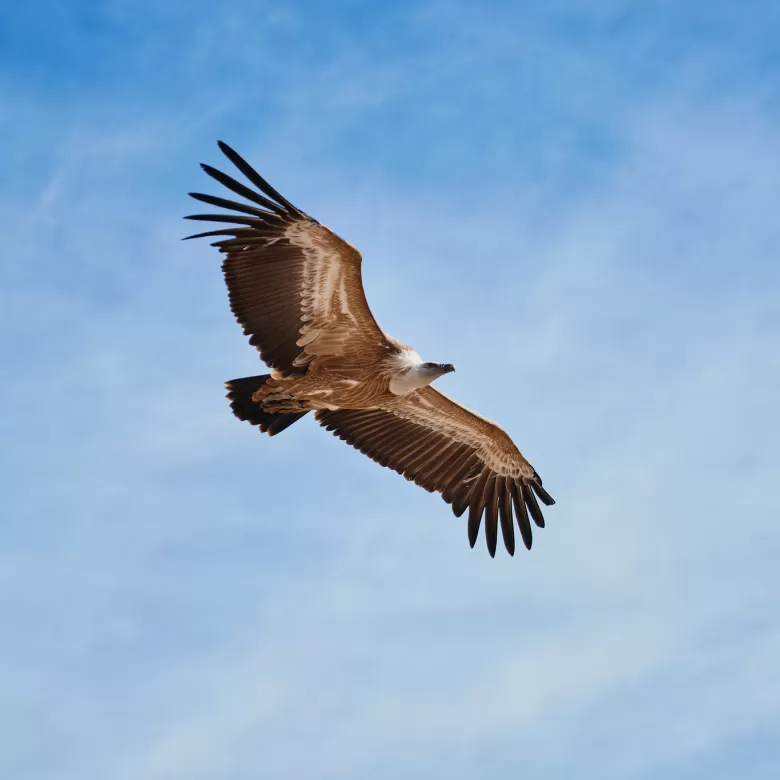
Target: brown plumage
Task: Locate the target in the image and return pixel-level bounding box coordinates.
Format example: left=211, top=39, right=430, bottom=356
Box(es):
left=185, top=141, right=555, bottom=556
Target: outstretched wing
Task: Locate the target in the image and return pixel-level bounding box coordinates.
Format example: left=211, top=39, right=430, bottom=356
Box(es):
left=316, top=388, right=555, bottom=557
left=185, top=142, right=389, bottom=375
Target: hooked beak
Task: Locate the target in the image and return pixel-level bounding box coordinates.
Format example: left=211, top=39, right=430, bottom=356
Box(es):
left=440, top=363, right=456, bottom=374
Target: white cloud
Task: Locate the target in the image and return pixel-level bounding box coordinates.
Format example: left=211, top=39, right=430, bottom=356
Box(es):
left=1, top=3, right=779, bottom=779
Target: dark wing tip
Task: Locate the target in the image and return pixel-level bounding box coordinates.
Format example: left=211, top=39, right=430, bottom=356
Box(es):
left=200, top=163, right=222, bottom=178
left=498, top=481, right=516, bottom=556
left=215, top=140, right=308, bottom=219
left=452, top=501, right=469, bottom=519
left=531, top=480, right=556, bottom=506
left=522, top=483, right=546, bottom=528
left=510, top=480, right=534, bottom=550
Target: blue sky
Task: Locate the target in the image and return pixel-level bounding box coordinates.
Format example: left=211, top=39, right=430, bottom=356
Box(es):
left=2, top=1, right=779, bottom=778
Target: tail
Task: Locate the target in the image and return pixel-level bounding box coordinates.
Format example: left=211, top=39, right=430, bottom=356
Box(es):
left=225, top=375, right=309, bottom=436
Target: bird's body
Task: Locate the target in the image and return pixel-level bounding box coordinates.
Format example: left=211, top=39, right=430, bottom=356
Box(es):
left=186, top=142, right=555, bottom=556
left=253, top=344, right=449, bottom=412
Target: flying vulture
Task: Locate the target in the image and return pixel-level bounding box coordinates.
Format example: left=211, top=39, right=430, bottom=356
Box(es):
left=185, top=142, right=555, bottom=556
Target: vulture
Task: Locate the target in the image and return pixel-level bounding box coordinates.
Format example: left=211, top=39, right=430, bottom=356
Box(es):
left=185, top=142, right=555, bottom=556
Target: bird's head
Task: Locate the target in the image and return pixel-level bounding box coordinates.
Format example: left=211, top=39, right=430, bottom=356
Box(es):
left=419, top=362, right=456, bottom=382
left=387, top=352, right=456, bottom=395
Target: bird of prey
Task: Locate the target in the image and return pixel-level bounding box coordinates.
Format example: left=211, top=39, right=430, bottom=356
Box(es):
left=185, top=142, right=555, bottom=556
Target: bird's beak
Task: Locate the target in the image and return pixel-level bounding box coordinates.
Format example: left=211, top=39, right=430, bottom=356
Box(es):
left=440, top=364, right=456, bottom=374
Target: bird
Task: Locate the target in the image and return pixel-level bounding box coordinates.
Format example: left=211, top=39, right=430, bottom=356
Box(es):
left=185, top=142, right=555, bottom=557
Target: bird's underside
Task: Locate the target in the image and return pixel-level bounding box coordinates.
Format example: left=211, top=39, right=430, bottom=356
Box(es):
left=186, top=141, right=555, bottom=557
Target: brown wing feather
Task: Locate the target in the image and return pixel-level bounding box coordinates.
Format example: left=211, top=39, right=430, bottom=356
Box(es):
left=185, top=142, right=389, bottom=375
left=316, top=387, right=554, bottom=555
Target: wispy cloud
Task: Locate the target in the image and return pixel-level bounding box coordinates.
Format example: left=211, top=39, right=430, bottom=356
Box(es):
left=1, top=2, right=778, bottom=779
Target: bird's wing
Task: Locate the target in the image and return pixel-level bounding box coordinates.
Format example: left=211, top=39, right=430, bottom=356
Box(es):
left=185, top=142, right=390, bottom=376
left=316, top=387, right=554, bottom=556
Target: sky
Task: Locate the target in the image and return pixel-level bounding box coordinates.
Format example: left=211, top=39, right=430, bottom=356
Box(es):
left=1, top=1, right=779, bottom=778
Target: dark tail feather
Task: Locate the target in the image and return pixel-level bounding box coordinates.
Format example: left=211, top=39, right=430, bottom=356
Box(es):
left=225, top=375, right=309, bottom=436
